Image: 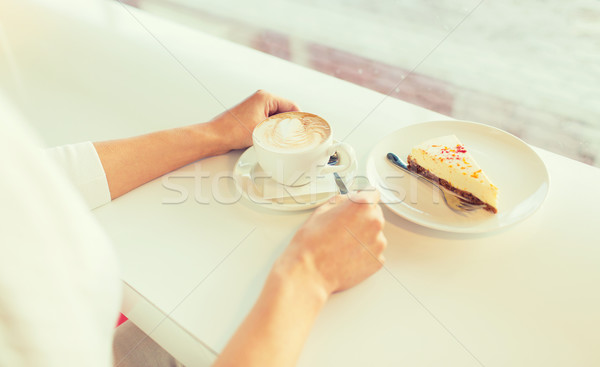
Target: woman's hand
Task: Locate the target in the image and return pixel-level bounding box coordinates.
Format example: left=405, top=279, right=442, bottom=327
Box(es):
left=94, top=90, right=299, bottom=199
left=214, top=191, right=387, bottom=367
left=276, top=190, right=387, bottom=297
left=208, top=90, right=300, bottom=152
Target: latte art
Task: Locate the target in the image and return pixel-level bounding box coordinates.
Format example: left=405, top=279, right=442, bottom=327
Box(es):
left=254, top=113, right=331, bottom=152
left=252, top=111, right=355, bottom=186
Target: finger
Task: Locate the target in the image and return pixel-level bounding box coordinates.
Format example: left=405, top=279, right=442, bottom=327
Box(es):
left=376, top=231, right=388, bottom=252
left=348, top=189, right=380, bottom=205
left=373, top=202, right=384, bottom=222
left=270, top=96, right=300, bottom=115
left=317, top=194, right=347, bottom=214
left=364, top=230, right=387, bottom=255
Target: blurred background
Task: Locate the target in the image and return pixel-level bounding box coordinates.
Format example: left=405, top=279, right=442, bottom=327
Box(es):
left=123, top=0, right=600, bottom=167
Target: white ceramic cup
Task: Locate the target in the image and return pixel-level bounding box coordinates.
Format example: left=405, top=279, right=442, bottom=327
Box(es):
left=252, top=112, right=356, bottom=186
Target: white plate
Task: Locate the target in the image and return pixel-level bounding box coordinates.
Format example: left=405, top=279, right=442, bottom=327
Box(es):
left=366, top=120, right=549, bottom=233
left=233, top=146, right=357, bottom=211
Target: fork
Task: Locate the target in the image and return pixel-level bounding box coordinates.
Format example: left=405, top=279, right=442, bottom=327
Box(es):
left=386, top=153, right=484, bottom=213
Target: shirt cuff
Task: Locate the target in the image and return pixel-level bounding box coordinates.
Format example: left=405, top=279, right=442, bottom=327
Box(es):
left=46, top=142, right=111, bottom=210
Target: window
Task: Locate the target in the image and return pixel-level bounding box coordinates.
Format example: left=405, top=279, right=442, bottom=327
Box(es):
left=131, top=0, right=600, bottom=167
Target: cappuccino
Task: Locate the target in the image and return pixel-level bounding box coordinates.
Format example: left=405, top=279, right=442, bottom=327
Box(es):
left=253, top=112, right=330, bottom=152
left=252, top=111, right=355, bottom=186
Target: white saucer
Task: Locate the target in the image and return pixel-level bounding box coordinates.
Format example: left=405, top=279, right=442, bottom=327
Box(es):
left=233, top=146, right=358, bottom=211
left=366, top=120, right=550, bottom=233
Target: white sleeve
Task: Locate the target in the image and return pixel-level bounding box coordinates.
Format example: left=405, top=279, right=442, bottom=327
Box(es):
left=46, top=142, right=112, bottom=210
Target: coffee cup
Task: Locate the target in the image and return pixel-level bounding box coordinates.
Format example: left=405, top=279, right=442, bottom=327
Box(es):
left=252, top=112, right=356, bottom=186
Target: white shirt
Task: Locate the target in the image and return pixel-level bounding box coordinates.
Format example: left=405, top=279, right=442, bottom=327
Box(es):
left=0, top=91, right=121, bottom=366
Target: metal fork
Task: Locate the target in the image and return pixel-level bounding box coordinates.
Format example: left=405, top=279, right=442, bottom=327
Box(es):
left=386, top=153, right=485, bottom=213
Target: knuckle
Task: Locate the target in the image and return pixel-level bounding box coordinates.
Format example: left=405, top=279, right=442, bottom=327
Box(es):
left=255, top=89, right=269, bottom=98
left=379, top=236, right=388, bottom=252
left=314, top=203, right=330, bottom=215
left=374, top=239, right=385, bottom=254
left=374, top=216, right=385, bottom=231
left=370, top=233, right=387, bottom=255
left=334, top=194, right=348, bottom=204
left=367, top=211, right=384, bottom=231
left=349, top=192, right=372, bottom=205
left=374, top=202, right=384, bottom=217
left=375, top=205, right=385, bottom=223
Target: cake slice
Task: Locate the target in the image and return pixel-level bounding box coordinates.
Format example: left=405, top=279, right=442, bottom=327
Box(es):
left=407, top=135, right=498, bottom=213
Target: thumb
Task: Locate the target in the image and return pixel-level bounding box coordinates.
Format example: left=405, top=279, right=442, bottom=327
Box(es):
left=269, top=96, right=300, bottom=116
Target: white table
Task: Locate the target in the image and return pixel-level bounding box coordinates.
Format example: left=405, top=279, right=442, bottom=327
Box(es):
left=5, top=2, right=600, bottom=366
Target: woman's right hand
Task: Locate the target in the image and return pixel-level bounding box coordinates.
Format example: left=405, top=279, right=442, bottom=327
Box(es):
left=275, top=190, right=387, bottom=297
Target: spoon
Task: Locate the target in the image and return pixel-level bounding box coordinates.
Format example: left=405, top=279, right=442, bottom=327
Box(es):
left=328, top=152, right=348, bottom=194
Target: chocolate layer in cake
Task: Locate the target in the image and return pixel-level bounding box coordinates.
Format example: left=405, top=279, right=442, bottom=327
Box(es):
left=407, top=155, right=497, bottom=213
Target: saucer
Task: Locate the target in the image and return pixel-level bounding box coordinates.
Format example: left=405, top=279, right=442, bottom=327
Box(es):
left=233, top=146, right=357, bottom=211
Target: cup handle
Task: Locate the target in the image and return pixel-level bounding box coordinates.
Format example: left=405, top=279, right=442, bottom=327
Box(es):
left=320, top=142, right=356, bottom=176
